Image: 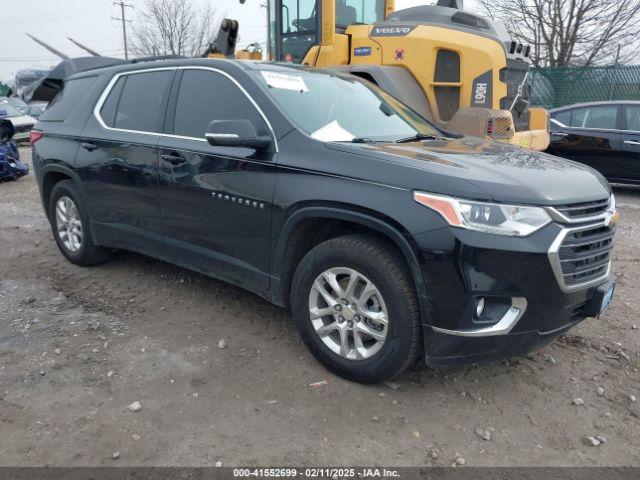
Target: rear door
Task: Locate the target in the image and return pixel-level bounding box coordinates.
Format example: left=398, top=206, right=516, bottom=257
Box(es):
left=157, top=67, right=276, bottom=293
left=77, top=68, right=175, bottom=254
left=549, top=105, right=621, bottom=178
left=619, top=104, right=640, bottom=183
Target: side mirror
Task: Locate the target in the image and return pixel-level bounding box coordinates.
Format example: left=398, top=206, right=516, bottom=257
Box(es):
left=0, top=109, right=7, bottom=117
left=205, top=119, right=272, bottom=150
left=0, top=119, right=15, bottom=143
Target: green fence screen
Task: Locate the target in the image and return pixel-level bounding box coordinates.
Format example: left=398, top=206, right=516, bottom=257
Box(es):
left=530, top=65, right=640, bottom=109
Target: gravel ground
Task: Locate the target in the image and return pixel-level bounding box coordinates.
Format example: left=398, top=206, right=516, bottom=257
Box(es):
left=0, top=147, right=639, bottom=467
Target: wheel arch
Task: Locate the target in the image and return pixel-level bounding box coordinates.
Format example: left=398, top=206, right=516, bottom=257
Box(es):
left=40, top=165, right=84, bottom=220
left=271, top=204, right=431, bottom=323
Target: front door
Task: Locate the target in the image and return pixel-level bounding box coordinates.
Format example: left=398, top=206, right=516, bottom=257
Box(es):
left=158, top=68, right=276, bottom=293
left=620, top=104, right=640, bottom=183
left=549, top=105, right=621, bottom=179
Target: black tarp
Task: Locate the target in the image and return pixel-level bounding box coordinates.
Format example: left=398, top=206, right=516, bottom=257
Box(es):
left=30, top=57, right=127, bottom=102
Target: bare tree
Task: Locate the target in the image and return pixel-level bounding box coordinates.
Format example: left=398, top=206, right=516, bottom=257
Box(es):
left=131, top=0, right=220, bottom=57
left=476, top=0, right=640, bottom=67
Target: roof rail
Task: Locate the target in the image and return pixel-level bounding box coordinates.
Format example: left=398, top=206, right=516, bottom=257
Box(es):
left=130, top=54, right=186, bottom=63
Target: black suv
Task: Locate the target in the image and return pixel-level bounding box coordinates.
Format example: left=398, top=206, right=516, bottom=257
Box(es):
left=32, top=58, right=617, bottom=383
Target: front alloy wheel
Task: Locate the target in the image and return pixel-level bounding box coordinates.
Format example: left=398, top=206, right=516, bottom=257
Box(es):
left=309, top=267, right=388, bottom=360
left=291, top=235, right=421, bottom=383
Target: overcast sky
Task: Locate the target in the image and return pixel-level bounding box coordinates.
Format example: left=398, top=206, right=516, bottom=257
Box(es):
left=0, top=0, right=480, bottom=81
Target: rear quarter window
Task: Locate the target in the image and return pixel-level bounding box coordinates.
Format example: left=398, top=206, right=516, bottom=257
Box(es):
left=39, top=76, right=97, bottom=122
left=99, top=76, right=126, bottom=128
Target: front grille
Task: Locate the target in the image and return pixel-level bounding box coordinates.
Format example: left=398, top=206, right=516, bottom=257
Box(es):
left=554, top=198, right=610, bottom=221
left=558, top=224, right=614, bottom=287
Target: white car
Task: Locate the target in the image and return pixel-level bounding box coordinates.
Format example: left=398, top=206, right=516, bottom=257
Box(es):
left=0, top=101, right=36, bottom=142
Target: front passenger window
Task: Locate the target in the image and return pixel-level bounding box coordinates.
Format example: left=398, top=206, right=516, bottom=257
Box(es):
left=173, top=69, right=267, bottom=139
left=626, top=106, right=640, bottom=132
left=578, top=106, right=617, bottom=130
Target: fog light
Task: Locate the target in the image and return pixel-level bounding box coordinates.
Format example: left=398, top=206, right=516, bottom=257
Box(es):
left=475, top=297, right=486, bottom=318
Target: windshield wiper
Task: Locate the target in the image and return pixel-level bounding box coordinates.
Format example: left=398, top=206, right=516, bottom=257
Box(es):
left=395, top=133, right=440, bottom=143
left=351, top=137, right=375, bottom=143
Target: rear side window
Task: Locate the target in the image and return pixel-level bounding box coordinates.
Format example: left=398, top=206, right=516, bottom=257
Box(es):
left=110, top=70, right=174, bottom=132
left=172, top=69, right=267, bottom=138
left=40, top=76, right=97, bottom=122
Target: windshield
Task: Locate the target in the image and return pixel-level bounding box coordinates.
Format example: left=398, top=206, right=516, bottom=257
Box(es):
left=0, top=103, right=22, bottom=118
left=253, top=69, right=441, bottom=142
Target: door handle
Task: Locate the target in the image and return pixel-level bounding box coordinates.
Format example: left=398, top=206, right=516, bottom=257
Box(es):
left=551, top=132, right=568, bottom=137
left=80, top=142, right=98, bottom=151
left=161, top=154, right=186, bottom=165
left=624, top=140, right=640, bottom=146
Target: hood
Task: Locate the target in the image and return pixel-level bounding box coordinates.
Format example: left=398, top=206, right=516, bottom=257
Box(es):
left=326, top=136, right=610, bottom=206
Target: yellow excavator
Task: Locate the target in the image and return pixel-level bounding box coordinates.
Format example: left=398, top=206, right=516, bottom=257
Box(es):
left=208, top=0, right=549, bottom=150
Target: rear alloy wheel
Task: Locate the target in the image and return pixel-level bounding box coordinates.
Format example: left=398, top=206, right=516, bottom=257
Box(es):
left=48, top=179, right=110, bottom=266
left=55, top=196, right=83, bottom=253
left=291, top=235, right=421, bottom=383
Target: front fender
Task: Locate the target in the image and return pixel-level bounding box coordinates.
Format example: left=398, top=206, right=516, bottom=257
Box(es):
left=271, top=206, right=431, bottom=324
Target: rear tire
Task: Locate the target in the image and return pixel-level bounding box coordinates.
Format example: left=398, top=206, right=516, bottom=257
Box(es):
left=48, top=180, right=110, bottom=266
left=291, top=234, right=421, bottom=383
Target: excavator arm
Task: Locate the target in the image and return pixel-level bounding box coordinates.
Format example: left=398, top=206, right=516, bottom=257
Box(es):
left=203, top=19, right=239, bottom=58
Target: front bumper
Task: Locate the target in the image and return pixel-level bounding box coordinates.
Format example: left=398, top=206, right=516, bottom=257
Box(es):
left=423, top=278, right=613, bottom=367
left=413, top=218, right=615, bottom=367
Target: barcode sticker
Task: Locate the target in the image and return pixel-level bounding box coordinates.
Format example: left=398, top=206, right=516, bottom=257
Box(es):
left=261, top=71, right=309, bottom=92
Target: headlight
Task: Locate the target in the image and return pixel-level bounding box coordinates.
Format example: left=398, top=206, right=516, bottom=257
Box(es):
left=413, top=191, right=551, bottom=236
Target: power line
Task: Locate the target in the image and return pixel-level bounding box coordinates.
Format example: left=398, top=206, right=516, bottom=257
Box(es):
left=112, top=2, right=134, bottom=60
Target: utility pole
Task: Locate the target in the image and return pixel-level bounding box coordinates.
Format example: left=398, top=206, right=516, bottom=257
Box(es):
left=112, top=1, right=134, bottom=60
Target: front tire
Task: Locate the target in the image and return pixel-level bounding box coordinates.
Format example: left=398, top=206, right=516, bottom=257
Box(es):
left=48, top=180, right=109, bottom=266
left=291, top=235, right=421, bottom=383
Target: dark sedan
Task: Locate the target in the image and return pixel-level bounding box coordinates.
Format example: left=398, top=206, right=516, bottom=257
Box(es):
left=547, top=101, right=640, bottom=185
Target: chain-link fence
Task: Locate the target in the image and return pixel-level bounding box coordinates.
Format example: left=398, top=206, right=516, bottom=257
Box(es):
left=530, top=65, right=640, bottom=109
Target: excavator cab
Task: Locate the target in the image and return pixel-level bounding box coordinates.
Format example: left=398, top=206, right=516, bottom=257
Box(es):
left=269, top=0, right=388, bottom=63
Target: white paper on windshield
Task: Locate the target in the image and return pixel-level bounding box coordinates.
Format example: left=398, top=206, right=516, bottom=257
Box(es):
left=310, top=120, right=355, bottom=142
left=261, top=71, right=309, bottom=92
